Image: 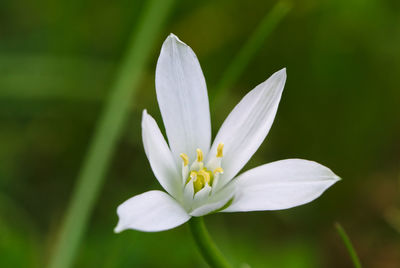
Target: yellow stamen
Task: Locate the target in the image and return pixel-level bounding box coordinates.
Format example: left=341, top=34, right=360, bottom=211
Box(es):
left=205, top=169, right=213, bottom=180
left=216, top=143, right=224, bottom=158
left=213, top=167, right=224, bottom=174
left=190, top=171, right=197, bottom=179
left=196, top=148, right=204, bottom=162
left=180, top=153, right=189, bottom=166
left=186, top=171, right=197, bottom=185
left=182, top=147, right=225, bottom=192
left=198, top=169, right=211, bottom=184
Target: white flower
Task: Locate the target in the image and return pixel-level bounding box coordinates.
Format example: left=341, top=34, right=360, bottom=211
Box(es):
left=114, top=34, right=340, bottom=232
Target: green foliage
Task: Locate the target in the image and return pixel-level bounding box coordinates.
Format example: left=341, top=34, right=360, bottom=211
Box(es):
left=335, top=223, right=362, bottom=268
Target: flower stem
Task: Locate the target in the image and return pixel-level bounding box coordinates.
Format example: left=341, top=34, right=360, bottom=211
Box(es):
left=189, top=217, right=232, bottom=268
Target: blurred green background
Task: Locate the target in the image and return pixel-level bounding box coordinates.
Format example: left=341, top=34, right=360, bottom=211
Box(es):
left=1, top=0, right=399, bottom=267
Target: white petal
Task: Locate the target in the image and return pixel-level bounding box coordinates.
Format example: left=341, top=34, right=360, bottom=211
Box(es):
left=183, top=179, right=194, bottom=211
left=142, top=110, right=181, bottom=199
left=193, top=184, right=212, bottom=206
left=114, top=190, right=190, bottom=232
left=208, top=69, right=286, bottom=189
left=156, top=34, right=211, bottom=162
left=223, top=159, right=340, bottom=212
left=190, top=183, right=235, bottom=217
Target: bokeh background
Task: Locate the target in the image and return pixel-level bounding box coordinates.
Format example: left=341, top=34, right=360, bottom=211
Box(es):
left=1, top=0, right=399, bottom=267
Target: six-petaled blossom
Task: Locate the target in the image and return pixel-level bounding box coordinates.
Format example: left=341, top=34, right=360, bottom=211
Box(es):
left=114, top=34, right=340, bottom=232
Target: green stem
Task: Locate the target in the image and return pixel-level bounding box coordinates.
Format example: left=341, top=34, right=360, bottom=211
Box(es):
left=335, top=222, right=362, bottom=268
left=189, top=217, right=232, bottom=268
left=47, top=0, right=176, bottom=268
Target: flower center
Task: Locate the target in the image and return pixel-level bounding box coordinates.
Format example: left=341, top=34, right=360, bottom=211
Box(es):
left=180, top=143, right=224, bottom=193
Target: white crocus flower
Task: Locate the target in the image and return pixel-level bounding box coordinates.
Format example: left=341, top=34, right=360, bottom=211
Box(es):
left=114, top=34, right=340, bottom=232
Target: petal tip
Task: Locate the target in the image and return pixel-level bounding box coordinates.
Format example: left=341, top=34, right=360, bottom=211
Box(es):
left=334, top=175, right=342, bottom=182
left=114, top=222, right=124, bottom=233
left=141, top=109, right=149, bottom=126
left=168, top=33, right=178, bottom=39
left=276, top=67, right=287, bottom=78
left=166, top=33, right=186, bottom=46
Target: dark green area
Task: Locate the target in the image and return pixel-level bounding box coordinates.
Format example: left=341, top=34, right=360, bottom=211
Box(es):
left=1, top=0, right=399, bottom=267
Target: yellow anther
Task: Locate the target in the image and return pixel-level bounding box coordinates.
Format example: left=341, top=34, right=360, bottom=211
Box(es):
left=186, top=171, right=197, bottom=185
left=180, top=153, right=189, bottom=166
left=198, top=169, right=211, bottom=184
left=196, top=148, right=204, bottom=162
left=205, top=169, right=213, bottom=179
left=213, top=167, right=224, bottom=174
left=216, top=143, right=224, bottom=158
left=190, top=171, right=197, bottom=179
